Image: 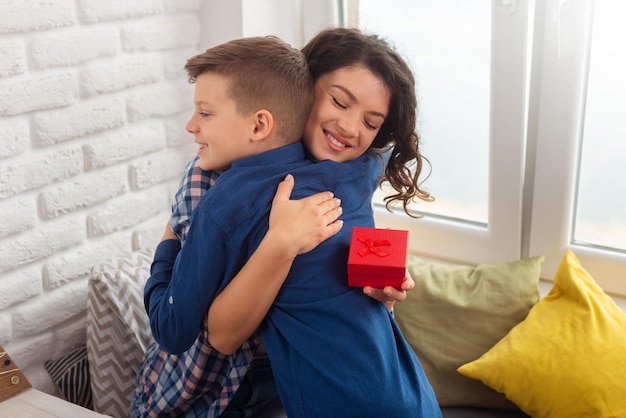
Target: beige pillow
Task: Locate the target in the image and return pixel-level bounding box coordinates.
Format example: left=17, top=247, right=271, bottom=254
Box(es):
left=394, top=255, right=543, bottom=409
left=86, top=249, right=155, bottom=418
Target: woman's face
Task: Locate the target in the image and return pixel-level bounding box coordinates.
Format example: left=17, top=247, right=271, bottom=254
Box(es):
left=303, top=65, right=391, bottom=163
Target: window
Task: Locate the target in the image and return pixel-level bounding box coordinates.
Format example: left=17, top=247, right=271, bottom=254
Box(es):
left=363, top=0, right=492, bottom=225
left=352, top=0, right=531, bottom=266
left=350, top=0, right=626, bottom=296
left=221, top=0, right=626, bottom=296
left=573, top=1, right=626, bottom=253
left=528, top=0, right=626, bottom=295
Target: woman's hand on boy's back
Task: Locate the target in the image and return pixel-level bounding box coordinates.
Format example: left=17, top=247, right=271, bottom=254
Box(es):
left=269, top=174, right=415, bottom=311
left=268, top=174, right=343, bottom=257
left=207, top=174, right=342, bottom=354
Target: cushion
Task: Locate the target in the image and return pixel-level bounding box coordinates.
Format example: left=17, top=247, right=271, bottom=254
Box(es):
left=86, top=248, right=155, bottom=418
left=458, top=250, right=626, bottom=418
left=44, top=345, right=92, bottom=409
left=394, top=255, right=543, bottom=409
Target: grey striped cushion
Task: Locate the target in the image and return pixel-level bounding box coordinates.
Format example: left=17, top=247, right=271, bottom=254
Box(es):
left=86, top=249, right=155, bottom=418
left=44, top=345, right=93, bottom=409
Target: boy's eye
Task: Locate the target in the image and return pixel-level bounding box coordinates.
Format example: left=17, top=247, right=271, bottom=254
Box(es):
left=332, top=97, right=347, bottom=109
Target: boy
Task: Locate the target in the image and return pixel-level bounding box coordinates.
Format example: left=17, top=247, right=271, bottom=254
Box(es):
left=132, top=35, right=378, bottom=417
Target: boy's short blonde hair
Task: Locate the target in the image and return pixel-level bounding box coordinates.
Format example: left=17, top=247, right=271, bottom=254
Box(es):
left=185, top=36, right=313, bottom=145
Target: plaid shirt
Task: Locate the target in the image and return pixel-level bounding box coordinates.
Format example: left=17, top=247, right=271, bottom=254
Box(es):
left=132, top=156, right=260, bottom=417
left=132, top=328, right=261, bottom=418
left=170, top=156, right=221, bottom=244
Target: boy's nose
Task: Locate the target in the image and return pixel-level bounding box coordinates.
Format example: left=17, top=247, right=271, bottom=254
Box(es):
left=185, top=118, right=197, bottom=134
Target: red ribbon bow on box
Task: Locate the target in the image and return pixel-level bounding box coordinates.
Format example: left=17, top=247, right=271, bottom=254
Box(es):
left=357, top=235, right=391, bottom=257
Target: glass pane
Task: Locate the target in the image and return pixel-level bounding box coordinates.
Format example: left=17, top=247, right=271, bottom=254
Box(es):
left=357, top=0, right=491, bottom=224
left=574, top=1, right=626, bottom=252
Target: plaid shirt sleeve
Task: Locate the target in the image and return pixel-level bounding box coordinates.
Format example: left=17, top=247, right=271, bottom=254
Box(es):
left=131, top=156, right=260, bottom=417
left=130, top=328, right=261, bottom=418
left=170, top=155, right=221, bottom=245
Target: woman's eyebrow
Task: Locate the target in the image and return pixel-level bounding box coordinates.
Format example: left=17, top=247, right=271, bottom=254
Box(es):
left=330, top=84, right=387, bottom=119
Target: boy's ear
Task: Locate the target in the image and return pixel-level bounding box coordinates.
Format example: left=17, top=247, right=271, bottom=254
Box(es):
left=250, top=110, right=274, bottom=142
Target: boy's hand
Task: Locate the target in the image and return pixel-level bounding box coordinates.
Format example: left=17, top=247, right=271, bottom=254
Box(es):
left=363, top=269, right=415, bottom=311
left=269, top=174, right=343, bottom=256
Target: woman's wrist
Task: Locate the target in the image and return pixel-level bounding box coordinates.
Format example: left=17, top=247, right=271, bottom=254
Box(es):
left=261, top=227, right=300, bottom=261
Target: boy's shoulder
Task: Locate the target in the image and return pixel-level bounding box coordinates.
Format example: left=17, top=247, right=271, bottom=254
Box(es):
left=316, top=150, right=382, bottom=179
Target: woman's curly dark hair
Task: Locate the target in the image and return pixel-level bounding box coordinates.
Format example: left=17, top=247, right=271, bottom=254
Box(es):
left=302, top=27, right=433, bottom=216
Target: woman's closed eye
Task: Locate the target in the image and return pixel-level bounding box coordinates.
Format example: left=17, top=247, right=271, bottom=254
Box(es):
left=332, top=96, right=348, bottom=109
left=364, top=119, right=378, bottom=130
left=331, top=94, right=382, bottom=130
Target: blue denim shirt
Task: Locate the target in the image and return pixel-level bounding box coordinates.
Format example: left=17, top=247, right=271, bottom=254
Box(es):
left=144, top=141, right=441, bottom=418
left=145, top=141, right=381, bottom=353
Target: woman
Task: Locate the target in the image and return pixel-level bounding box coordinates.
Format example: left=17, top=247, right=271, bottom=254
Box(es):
left=207, top=27, right=439, bottom=418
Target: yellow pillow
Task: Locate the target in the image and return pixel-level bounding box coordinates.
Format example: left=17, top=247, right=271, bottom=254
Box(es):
left=458, top=250, right=626, bottom=418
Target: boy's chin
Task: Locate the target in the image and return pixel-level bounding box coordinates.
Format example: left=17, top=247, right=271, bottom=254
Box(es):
left=198, top=161, right=228, bottom=172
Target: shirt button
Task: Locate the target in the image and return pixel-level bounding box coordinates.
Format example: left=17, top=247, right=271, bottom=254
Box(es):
left=169, top=295, right=173, bottom=304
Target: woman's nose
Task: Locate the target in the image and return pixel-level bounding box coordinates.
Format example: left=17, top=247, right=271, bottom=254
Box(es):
left=337, top=114, right=359, bottom=137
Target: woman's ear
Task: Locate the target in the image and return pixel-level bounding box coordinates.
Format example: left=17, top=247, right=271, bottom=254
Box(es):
left=250, top=109, right=274, bottom=142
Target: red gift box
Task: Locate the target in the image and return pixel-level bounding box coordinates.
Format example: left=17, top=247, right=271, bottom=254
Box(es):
left=347, top=227, right=409, bottom=290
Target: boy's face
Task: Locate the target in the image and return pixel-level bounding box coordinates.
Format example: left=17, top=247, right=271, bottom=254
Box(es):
left=303, top=65, right=390, bottom=163
left=186, top=73, right=256, bottom=171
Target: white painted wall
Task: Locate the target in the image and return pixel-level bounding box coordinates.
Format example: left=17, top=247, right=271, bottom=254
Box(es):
left=0, top=0, right=202, bottom=393
left=199, top=0, right=340, bottom=49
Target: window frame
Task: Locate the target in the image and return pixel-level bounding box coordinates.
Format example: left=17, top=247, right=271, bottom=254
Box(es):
left=358, top=0, right=626, bottom=297
left=373, top=0, right=531, bottom=266
left=527, top=0, right=626, bottom=296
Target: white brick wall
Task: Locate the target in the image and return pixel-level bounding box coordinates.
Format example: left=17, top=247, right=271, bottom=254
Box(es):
left=0, top=0, right=202, bottom=395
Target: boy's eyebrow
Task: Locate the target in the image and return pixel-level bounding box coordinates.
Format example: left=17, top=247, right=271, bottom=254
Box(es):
left=330, top=84, right=387, bottom=119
